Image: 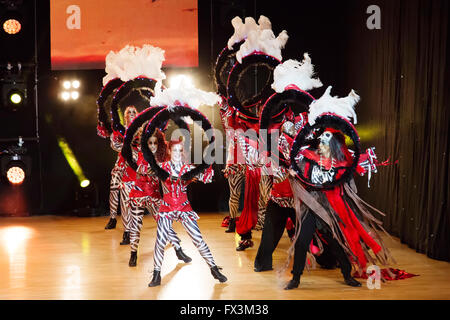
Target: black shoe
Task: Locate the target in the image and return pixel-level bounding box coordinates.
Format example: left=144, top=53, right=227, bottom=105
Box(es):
left=129, top=251, right=137, bottom=267
left=148, top=271, right=161, bottom=287
left=236, top=239, right=253, bottom=251
left=344, top=276, right=362, bottom=287
left=225, top=218, right=236, bottom=233
left=105, top=218, right=117, bottom=229
left=120, top=231, right=130, bottom=245
left=284, top=278, right=300, bottom=290
left=254, top=265, right=273, bottom=272
left=210, top=266, right=227, bottom=283
left=175, top=248, right=192, bottom=263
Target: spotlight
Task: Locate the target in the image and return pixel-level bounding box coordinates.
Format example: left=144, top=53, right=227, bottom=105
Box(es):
left=72, top=80, right=80, bottom=89
left=9, top=91, right=22, bottom=104
left=0, top=140, right=31, bottom=186
left=1, top=81, right=27, bottom=111
left=80, top=179, right=90, bottom=188
left=71, top=91, right=79, bottom=100
left=63, top=81, right=71, bottom=89
left=61, top=91, right=70, bottom=101
left=6, top=164, right=25, bottom=185
left=3, top=18, right=21, bottom=34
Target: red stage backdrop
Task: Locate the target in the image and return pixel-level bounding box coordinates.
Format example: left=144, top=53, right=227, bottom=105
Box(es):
left=50, top=0, right=198, bottom=70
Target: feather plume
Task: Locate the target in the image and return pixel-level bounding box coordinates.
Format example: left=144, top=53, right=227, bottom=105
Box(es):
left=150, top=76, right=220, bottom=110
left=227, top=15, right=272, bottom=49
left=236, top=28, right=288, bottom=63
left=271, top=53, right=323, bottom=92
left=103, top=44, right=166, bottom=86
left=308, top=86, right=360, bottom=125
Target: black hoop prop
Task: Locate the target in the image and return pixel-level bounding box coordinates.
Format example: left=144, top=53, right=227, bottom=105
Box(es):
left=226, top=53, right=281, bottom=122
left=121, top=106, right=190, bottom=171
left=290, top=114, right=361, bottom=189
left=96, top=78, right=124, bottom=137
left=214, top=41, right=243, bottom=98
left=142, top=105, right=215, bottom=181
left=111, top=77, right=158, bottom=135
left=259, top=89, right=315, bottom=167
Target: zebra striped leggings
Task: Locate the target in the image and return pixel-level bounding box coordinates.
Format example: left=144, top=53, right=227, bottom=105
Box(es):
left=153, top=216, right=216, bottom=272
left=129, top=202, right=181, bottom=253
left=119, top=182, right=133, bottom=232
left=109, top=168, right=123, bottom=219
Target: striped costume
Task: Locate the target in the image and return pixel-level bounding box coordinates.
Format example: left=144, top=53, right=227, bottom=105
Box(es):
left=152, top=161, right=217, bottom=272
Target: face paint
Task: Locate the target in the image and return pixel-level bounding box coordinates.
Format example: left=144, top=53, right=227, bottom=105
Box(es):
left=319, top=131, right=333, bottom=146
left=149, top=136, right=158, bottom=154
left=124, top=107, right=137, bottom=126
left=171, top=143, right=183, bottom=163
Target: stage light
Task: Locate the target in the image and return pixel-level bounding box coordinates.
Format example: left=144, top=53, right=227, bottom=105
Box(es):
left=2, top=82, right=26, bottom=111
left=3, top=18, right=21, bottom=34
left=72, top=80, right=80, bottom=89
left=169, top=75, right=194, bottom=88
left=57, top=136, right=90, bottom=188
left=9, top=91, right=22, bottom=104
left=63, top=81, right=71, bottom=89
left=71, top=91, right=79, bottom=100
left=1, top=141, right=31, bottom=186
left=80, top=179, right=90, bottom=188
left=61, top=91, right=70, bottom=101
left=6, top=165, right=25, bottom=185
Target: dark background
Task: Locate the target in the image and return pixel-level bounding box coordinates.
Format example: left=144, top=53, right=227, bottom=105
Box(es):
left=0, top=0, right=448, bottom=261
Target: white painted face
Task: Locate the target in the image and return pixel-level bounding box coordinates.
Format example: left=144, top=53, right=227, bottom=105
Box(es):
left=281, top=121, right=295, bottom=137
left=148, top=136, right=158, bottom=154
left=171, top=143, right=183, bottom=163
left=319, top=131, right=333, bottom=146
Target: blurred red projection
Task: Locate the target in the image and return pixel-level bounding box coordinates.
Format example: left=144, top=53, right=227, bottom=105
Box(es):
left=50, top=0, right=198, bottom=70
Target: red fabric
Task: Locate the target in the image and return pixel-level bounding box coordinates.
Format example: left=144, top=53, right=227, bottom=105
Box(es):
left=271, top=178, right=293, bottom=199
left=324, top=187, right=382, bottom=268
left=354, top=268, right=418, bottom=281
left=285, top=217, right=294, bottom=231
left=121, top=165, right=136, bottom=182
left=236, top=167, right=261, bottom=235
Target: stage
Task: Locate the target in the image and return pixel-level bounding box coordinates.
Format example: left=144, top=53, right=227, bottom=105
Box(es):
left=0, top=213, right=449, bottom=300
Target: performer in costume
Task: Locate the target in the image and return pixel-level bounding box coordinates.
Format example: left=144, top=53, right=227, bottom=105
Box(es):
left=215, top=16, right=288, bottom=250
left=104, top=44, right=167, bottom=244
left=285, top=86, right=406, bottom=289
left=96, top=76, right=124, bottom=230
left=255, top=54, right=327, bottom=272
left=142, top=79, right=227, bottom=287
left=127, top=129, right=191, bottom=267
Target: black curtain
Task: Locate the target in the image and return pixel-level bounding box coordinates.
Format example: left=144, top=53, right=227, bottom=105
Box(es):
left=342, top=0, right=449, bottom=261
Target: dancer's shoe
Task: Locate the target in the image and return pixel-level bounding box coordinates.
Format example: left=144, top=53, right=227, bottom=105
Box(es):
left=210, top=266, right=227, bottom=283
left=175, top=247, right=192, bottom=263
left=129, top=251, right=137, bottom=267
left=148, top=271, right=161, bottom=287
left=104, top=218, right=117, bottom=229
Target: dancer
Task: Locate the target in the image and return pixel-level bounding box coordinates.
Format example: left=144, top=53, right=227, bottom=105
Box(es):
left=104, top=105, right=137, bottom=236
left=215, top=15, right=287, bottom=249
left=148, top=139, right=227, bottom=287
left=127, top=128, right=191, bottom=267
left=285, top=87, right=397, bottom=290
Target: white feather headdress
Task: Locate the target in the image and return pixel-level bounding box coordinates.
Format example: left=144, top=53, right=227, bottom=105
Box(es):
left=308, top=86, right=360, bottom=125
left=150, top=76, right=220, bottom=111
left=236, top=27, right=288, bottom=64
left=271, top=53, right=323, bottom=93
left=102, top=45, right=166, bottom=86
left=227, top=15, right=272, bottom=49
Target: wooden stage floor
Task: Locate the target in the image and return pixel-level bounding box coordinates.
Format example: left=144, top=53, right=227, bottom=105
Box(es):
left=0, top=213, right=449, bottom=300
